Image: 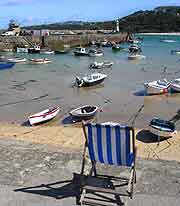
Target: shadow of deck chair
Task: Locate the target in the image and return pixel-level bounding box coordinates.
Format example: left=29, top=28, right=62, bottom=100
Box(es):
left=74, top=121, right=136, bottom=206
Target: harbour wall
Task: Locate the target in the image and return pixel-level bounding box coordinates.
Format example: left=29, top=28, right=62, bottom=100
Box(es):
left=0, top=32, right=128, bottom=51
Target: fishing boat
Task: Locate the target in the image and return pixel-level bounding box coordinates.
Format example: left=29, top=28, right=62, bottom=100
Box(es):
left=74, top=47, right=89, bottom=56
left=6, top=57, right=27, bottom=63
left=169, top=78, right=180, bottom=93
left=28, top=45, right=41, bottom=54
left=75, top=73, right=107, bottom=87
left=129, top=44, right=141, bottom=53
left=30, top=58, right=52, bottom=64
left=144, top=79, right=170, bottom=95
left=69, top=105, right=98, bottom=119
left=0, top=62, right=15, bottom=70
left=28, top=107, right=60, bottom=126
left=128, top=54, right=146, bottom=60
left=88, top=49, right=103, bottom=57
left=149, top=117, right=176, bottom=138
left=90, top=61, right=113, bottom=69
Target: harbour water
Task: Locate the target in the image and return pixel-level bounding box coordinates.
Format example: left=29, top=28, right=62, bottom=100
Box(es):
left=1, top=35, right=180, bottom=128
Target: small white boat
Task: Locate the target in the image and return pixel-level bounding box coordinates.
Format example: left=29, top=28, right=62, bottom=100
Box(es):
left=90, top=61, right=113, bottom=69
left=169, top=78, right=180, bottom=93
left=28, top=107, right=60, bottom=126
left=40, top=49, right=54, bottom=54
left=88, top=49, right=103, bottom=57
left=30, top=58, right=52, bottom=64
left=128, top=54, right=146, bottom=60
left=149, top=117, right=176, bottom=138
left=160, top=39, right=176, bottom=43
left=69, top=105, right=98, bottom=119
left=7, top=57, right=27, bottom=63
left=75, top=73, right=107, bottom=87
left=16, top=47, right=29, bottom=53
left=74, top=47, right=89, bottom=56
left=144, top=79, right=170, bottom=95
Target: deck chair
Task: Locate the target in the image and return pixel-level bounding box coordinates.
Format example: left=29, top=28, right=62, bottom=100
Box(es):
left=75, top=121, right=136, bottom=205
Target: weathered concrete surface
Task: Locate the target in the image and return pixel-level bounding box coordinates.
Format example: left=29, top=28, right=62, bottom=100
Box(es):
left=0, top=138, right=180, bottom=206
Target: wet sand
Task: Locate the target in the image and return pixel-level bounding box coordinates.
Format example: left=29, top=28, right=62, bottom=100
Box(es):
left=0, top=122, right=179, bottom=162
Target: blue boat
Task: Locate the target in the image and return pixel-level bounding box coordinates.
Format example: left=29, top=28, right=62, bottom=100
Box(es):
left=0, top=62, right=15, bottom=70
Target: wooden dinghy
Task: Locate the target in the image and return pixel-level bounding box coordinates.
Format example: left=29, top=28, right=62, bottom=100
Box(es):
left=69, top=105, right=98, bottom=119
left=28, top=107, right=60, bottom=126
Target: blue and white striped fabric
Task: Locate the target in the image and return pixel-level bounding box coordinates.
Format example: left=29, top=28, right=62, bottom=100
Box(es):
left=85, top=123, right=134, bottom=167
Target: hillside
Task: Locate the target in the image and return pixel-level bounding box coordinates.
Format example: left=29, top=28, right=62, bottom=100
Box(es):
left=23, top=6, right=180, bottom=32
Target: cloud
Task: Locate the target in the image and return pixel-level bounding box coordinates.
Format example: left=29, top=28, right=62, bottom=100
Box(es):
left=0, top=0, right=34, bottom=7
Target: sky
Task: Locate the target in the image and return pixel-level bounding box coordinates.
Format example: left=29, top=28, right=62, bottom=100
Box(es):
left=0, top=0, right=180, bottom=28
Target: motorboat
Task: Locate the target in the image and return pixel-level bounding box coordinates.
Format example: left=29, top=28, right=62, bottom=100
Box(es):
left=69, top=105, right=98, bottom=119
left=128, top=39, right=141, bottom=44
left=28, top=45, right=41, bottom=54
left=28, top=107, right=60, bottom=126
left=90, top=61, right=113, bottom=69
left=149, top=117, right=176, bottom=138
left=144, top=79, right=170, bottom=95
left=0, top=62, right=15, bottom=70
left=6, top=57, right=27, bottom=63
left=88, top=49, right=104, bottom=57
left=74, top=47, right=89, bottom=56
left=30, top=58, right=52, bottom=64
left=40, top=49, right=55, bottom=54
left=75, top=73, right=107, bottom=87
left=129, top=44, right=141, bottom=53
left=128, top=54, right=146, bottom=60
left=169, top=78, right=180, bottom=93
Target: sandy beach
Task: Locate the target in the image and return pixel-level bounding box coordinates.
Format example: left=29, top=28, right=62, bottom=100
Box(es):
left=0, top=122, right=179, bottom=162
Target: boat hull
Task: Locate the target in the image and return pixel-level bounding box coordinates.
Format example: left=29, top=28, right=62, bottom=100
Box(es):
left=144, top=84, right=168, bottom=95
left=169, top=85, right=180, bottom=93
left=80, top=77, right=106, bottom=87
left=74, top=52, right=89, bottom=56
left=28, top=107, right=60, bottom=126
left=0, top=63, right=15, bottom=70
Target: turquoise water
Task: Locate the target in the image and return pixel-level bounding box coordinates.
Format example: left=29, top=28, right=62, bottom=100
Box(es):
left=1, top=35, right=180, bottom=128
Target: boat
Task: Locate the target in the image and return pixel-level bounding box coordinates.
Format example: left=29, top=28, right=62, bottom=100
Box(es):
left=75, top=73, right=107, bottom=87
left=169, top=78, right=180, bottom=93
left=149, top=117, right=176, bottom=138
left=16, top=47, right=29, bottom=53
left=90, top=61, right=113, bottom=69
left=6, top=57, right=27, bottom=63
left=0, top=62, right=15, bottom=70
left=69, top=105, right=98, bottom=119
left=160, top=39, right=176, bottom=43
left=129, top=44, right=141, bottom=53
left=28, top=45, right=41, bottom=54
left=144, top=79, right=170, bottom=95
left=55, top=49, right=70, bottom=54
left=171, top=50, right=180, bottom=55
left=128, top=39, right=141, bottom=44
left=40, top=49, right=54, bottom=54
left=128, top=54, right=146, bottom=60
left=74, top=47, right=89, bottom=56
left=88, top=49, right=104, bottom=57
left=112, top=44, right=123, bottom=51
left=30, top=58, right=52, bottom=64
left=28, top=107, right=60, bottom=126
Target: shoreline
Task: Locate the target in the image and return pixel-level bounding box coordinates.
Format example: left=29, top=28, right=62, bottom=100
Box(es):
left=0, top=122, right=179, bottom=162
